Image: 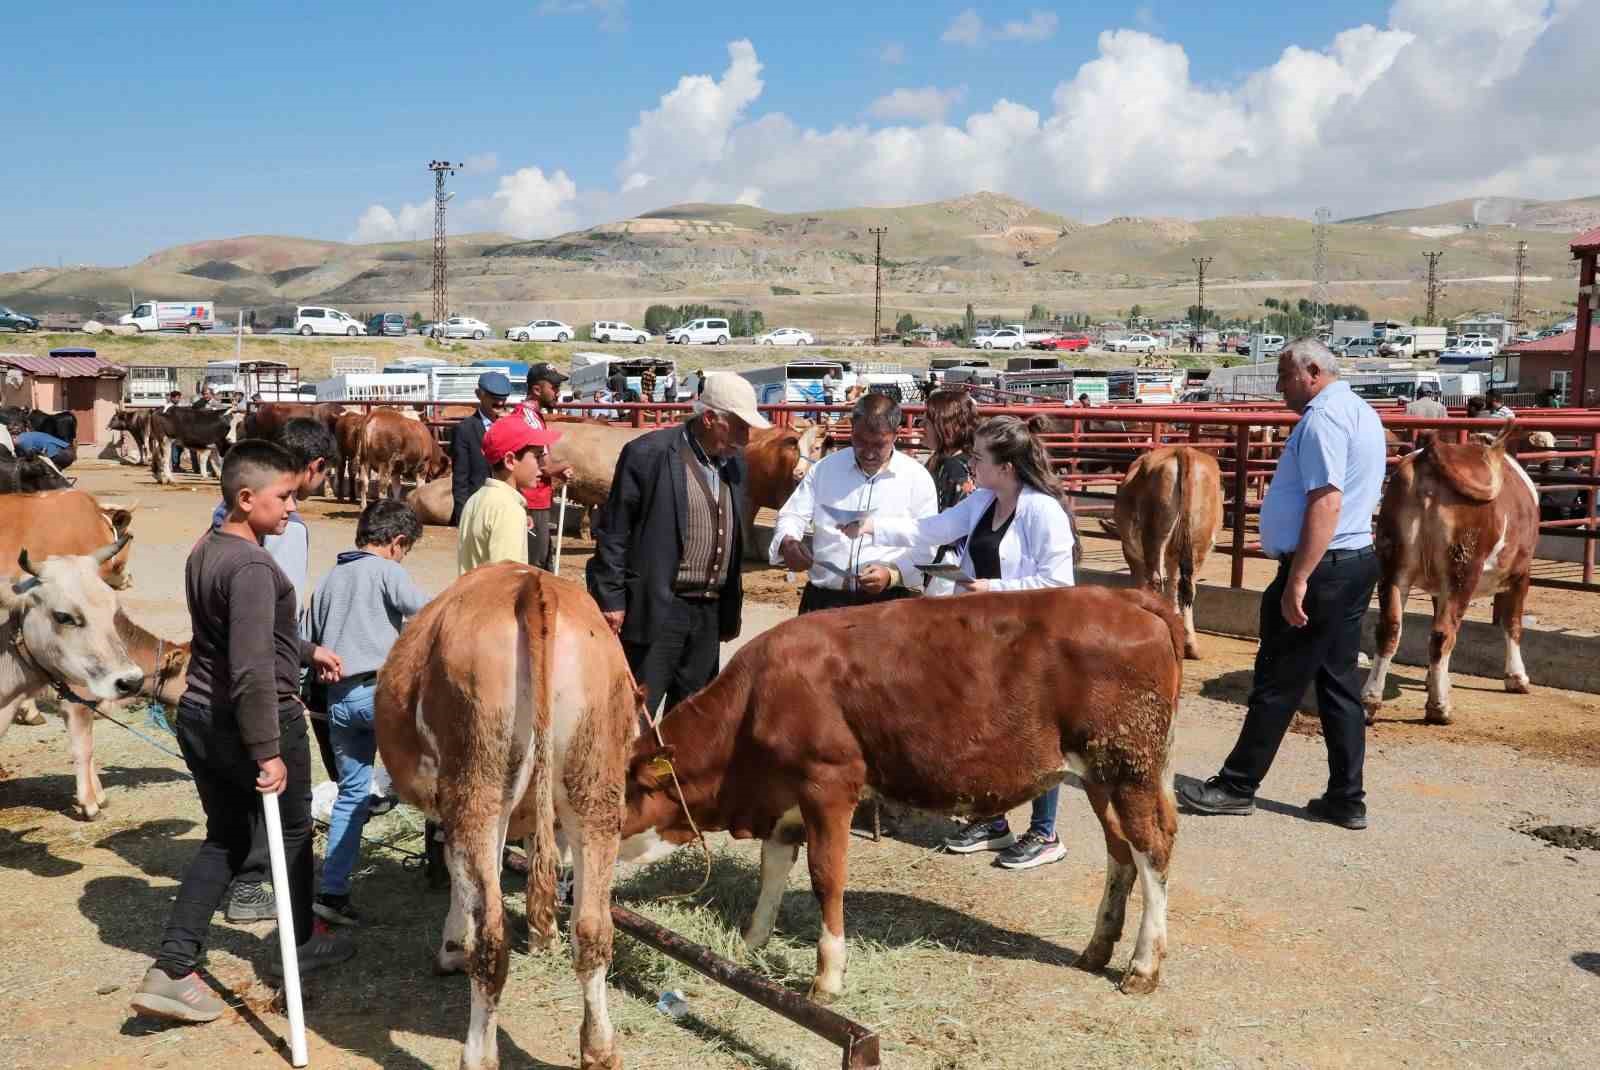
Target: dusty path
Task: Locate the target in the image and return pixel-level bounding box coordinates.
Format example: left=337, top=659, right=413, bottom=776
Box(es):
left=1, top=461, right=1596, bottom=1069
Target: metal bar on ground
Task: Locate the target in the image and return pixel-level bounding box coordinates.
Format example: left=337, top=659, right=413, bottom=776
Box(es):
left=262, top=791, right=309, bottom=1067
left=610, top=905, right=881, bottom=1070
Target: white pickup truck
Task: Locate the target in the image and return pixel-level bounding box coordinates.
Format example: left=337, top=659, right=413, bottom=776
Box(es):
left=119, top=300, right=215, bottom=334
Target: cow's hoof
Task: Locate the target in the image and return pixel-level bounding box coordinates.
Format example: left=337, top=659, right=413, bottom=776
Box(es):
left=1074, top=941, right=1114, bottom=973
left=1183, top=643, right=1202, bottom=661
left=1361, top=697, right=1382, bottom=725
left=1423, top=703, right=1453, bottom=726
left=579, top=1047, right=622, bottom=1070
left=805, top=978, right=842, bottom=1003
left=14, top=706, right=45, bottom=726
left=1504, top=675, right=1531, bottom=695
left=1118, top=968, right=1160, bottom=995
left=434, top=942, right=467, bottom=976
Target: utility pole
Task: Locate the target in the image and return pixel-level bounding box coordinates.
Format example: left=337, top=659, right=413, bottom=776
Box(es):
left=869, top=226, right=888, bottom=344
left=428, top=160, right=460, bottom=325
left=1510, top=239, right=1528, bottom=328
left=1191, top=256, right=1213, bottom=333
left=1311, top=207, right=1330, bottom=326
left=1423, top=250, right=1445, bottom=326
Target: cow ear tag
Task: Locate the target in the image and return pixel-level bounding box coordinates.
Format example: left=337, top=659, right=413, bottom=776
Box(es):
left=646, top=755, right=675, bottom=779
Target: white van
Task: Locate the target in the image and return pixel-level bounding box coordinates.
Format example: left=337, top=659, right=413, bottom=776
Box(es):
left=295, top=306, right=366, bottom=336
left=667, top=318, right=732, bottom=345
left=590, top=320, right=650, bottom=344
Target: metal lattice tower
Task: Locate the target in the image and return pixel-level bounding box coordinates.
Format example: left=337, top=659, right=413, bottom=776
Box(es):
left=1191, top=257, right=1213, bottom=330
left=869, top=226, right=888, bottom=343
left=1311, top=207, right=1330, bottom=323
left=428, top=160, right=459, bottom=324
left=1423, top=251, right=1445, bottom=326
left=1510, top=240, right=1529, bottom=327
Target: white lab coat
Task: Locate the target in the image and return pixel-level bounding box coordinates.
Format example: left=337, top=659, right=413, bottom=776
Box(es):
left=873, top=485, right=1076, bottom=592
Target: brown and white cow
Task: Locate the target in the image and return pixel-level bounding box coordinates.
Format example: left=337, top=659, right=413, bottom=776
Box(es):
left=623, top=586, right=1183, bottom=998
left=0, top=540, right=188, bottom=819
left=739, top=422, right=827, bottom=559
left=1361, top=427, right=1541, bottom=725
left=332, top=408, right=368, bottom=501
left=354, top=408, right=449, bottom=503
left=376, top=564, right=640, bottom=1070
left=1114, top=446, right=1224, bottom=659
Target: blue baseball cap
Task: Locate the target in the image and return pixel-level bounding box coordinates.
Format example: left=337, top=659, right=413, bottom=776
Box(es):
left=477, top=371, right=513, bottom=397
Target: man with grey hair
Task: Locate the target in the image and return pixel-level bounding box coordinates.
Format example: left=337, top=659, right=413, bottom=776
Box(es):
left=1180, top=337, right=1386, bottom=830
left=1405, top=385, right=1448, bottom=419
left=588, top=372, right=770, bottom=715
left=772, top=391, right=937, bottom=613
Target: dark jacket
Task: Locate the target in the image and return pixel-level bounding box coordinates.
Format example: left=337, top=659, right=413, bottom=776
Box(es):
left=450, top=411, right=492, bottom=525
left=588, top=422, right=746, bottom=643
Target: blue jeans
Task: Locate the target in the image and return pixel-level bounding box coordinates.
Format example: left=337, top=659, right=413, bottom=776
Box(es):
left=987, top=787, right=1060, bottom=840
left=321, top=678, right=377, bottom=896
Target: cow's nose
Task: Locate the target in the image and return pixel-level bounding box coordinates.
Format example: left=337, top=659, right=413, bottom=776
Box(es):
left=114, top=672, right=143, bottom=697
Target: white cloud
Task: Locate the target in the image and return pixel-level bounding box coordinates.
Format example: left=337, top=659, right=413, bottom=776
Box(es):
left=537, top=0, right=625, bottom=32
left=941, top=9, right=984, bottom=47
left=353, top=200, right=431, bottom=243
left=356, top=4, right=1600, bottom=242
left=868, top=86, right=966, bottom=124
left=996, top=11, right=1059, bottom=42
left=878, top=41, right=906, bottom=65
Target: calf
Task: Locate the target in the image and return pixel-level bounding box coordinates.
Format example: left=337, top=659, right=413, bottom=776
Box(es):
left=740, top=422, right=826, bottom=559
left=623, top=586, right=1183, bottom=997
left=376, top=564, right=639, bottom=1070
left=0, top=451, right=73, bottom=493
left=355, top=408, right=449, bottom=502
left=149, top=407, right=232, bottom=483
left=1114, top=446, right=1224, bottom=659
left=107, top=407, right=151, bottom=464
left=1361, top=427, right=1540, bottom=724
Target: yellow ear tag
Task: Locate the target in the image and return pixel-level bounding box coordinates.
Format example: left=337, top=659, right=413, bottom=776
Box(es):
left=646, top=756, right=675, bottom=779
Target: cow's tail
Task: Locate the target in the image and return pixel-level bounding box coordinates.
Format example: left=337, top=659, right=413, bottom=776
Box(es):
left=524, top=578, right=561, bottom=950
left=1174, top=447, right=1196, bottom=621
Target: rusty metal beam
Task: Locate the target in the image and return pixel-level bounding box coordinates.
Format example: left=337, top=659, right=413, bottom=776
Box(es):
left=610, top=905, right=881, bottom=1070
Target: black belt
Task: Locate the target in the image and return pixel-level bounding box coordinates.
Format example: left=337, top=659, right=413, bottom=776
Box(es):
left=336, top=670, right=379, bottom=685
left=673, top=590, right=720, bottom=604
left=1275, top=547, right=1375, bottom=567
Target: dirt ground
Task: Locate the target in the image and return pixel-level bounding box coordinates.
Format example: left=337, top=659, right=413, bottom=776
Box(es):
left=2, top=460, right=1598, bottom=1069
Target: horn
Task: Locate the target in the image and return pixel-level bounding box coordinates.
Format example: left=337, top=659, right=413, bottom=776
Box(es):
left=91, top=533, right=132, bottom=565
left=18, top=549, right=42, bottom=578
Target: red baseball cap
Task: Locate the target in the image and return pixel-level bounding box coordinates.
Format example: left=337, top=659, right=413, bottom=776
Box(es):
left=483, top=414, right=561, bottom=464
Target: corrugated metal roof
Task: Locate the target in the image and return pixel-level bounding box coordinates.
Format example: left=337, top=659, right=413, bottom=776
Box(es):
left=0, top=352, right=126, bottom=378
left=1572, top=225, right=1600, bottom=252
left=1503, top=327, right=1600, bottom=355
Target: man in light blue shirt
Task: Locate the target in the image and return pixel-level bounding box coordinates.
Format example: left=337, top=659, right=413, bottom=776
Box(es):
left=1181, top=339, right=1386, bottom=830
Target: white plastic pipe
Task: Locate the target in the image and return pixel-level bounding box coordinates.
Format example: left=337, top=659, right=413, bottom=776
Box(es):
left=262, top=791, right=309, bottom=1067
left=553, top=486, right=569, bottom=576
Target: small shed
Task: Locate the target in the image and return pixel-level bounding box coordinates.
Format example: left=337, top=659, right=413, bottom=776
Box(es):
left=0, top=349, right=127, bottom=445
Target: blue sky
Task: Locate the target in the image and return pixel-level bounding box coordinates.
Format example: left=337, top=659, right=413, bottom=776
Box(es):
left=8, top=1, right=1593, bottom=271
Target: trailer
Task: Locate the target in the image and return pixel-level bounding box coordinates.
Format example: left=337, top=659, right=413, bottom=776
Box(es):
left=200, top=360, right=304, bottom=402
left=315, top=373, right=430, bottom=404
left=739, top=361, right=849, bottom=405
left=569, top=353, right=678, bottom=401
left=121, top=365, right=182, bottom=407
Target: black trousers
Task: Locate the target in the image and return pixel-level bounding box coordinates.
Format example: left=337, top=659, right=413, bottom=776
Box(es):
left=624, top=596, right=722, bottom=719
left=238, top=712, right=336, bottom=885
left=1219, top=549, right=1379, bottom=804
left=155, top=703, right=314, bottom=975
left=798, top=583, right=917, bottom=615
left=528, top=507, right=552, bottom=572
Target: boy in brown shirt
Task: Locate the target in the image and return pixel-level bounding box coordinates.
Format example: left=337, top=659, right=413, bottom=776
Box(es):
left=132, top=441, right=351, bottom=1023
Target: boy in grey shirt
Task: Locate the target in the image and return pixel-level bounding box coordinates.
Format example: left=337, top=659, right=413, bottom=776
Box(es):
left=305, top=499, right=428, bottom=925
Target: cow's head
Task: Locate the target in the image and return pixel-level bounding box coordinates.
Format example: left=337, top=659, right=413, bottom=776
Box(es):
left=107, top=408, right=129, bottom=432
left=618, top=733, right=700, bottom=864
left=4, top=538, right=144, bottom=703
left=95, top=504, right=137, bottom=589
left=793, top=421, right=826, bottom=482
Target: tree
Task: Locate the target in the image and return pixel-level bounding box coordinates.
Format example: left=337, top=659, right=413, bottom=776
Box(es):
left=643, top=304, right=678, bottom=334
left=895, top=312, right=916, bottom=335
left=964, top=303, right=976, bottom=341
left=728, top=309, right=748, bottom=337
left=1028, top=302, right=1051, bottom=322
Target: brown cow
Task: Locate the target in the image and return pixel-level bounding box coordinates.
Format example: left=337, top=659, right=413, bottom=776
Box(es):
left=0, top=491, right=136, bottom=590
left=1114, top=446, right=1224, bottom=659
left=241, top=401, right=322, bottom=441
left=622, top=586, right=1183, bottom=997
left=739, top=422, right=827, bottom=559
left=1361, top=427, right=1540, bottom=724
left=376, top=564, right=640, bottom=1070
left=405, top=476, right=454, bottom=526
left=355, top=408, right=449, bottom=502
left=333, top=409, right=368, bottom=501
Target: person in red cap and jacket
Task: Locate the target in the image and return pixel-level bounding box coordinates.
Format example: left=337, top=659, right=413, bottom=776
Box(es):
left=456, top=415, right=562, bottom=575
left=506, top=362, right=576, bottom=570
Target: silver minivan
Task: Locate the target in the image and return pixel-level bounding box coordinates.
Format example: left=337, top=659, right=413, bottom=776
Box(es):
left=668, top=318, right=732, bottom=345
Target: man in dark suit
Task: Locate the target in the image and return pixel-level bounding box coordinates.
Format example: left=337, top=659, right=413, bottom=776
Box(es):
left=588, top=373, right=770, bottom=716
left=449, top=371, right=512, bottom=525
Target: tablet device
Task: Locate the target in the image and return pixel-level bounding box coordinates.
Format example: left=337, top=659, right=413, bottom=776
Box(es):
left=916, top=562, right=966, bottom=578
left=819, top=504, right=874, bottom=525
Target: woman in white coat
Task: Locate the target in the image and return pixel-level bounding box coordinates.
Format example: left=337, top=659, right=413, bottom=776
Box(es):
left=843, top=415, right=1078, bottom=870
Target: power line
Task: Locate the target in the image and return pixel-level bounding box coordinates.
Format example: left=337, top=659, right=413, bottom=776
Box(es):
left=1423, top=251, right=1445, bottom=326
left=1191, top=256, right=1213, bottom=332
left=868, top=227, right=888, bottom=344
left=1510, top=240, right=1528, bottom=327
left=428, top=160, right=460, bottom=325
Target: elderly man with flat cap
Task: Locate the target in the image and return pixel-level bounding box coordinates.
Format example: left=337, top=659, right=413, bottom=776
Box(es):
left=588, top=373, right=768, bottom=717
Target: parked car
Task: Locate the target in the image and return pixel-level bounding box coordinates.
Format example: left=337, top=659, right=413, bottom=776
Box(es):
left=590, top=320, right=650, bottom=344
left=756, top=327, right=814, bottom=346
left=366, top=311, right=408, bottom=337
left=1340, top=337, right=1382, bottom=358
left=295, top=306, right=366, bottom=336
left=1231, top=334, right=1285, bottom=357
left=667, top=317, right=732, bottom=345
left=1033, top=333, right=1090, bottom=352
left=978, top=328, right=1027, bottom=351
left=506, top=319, right=573, bottom=342
left=1443, top=337, right=1498, bottom=359
left=431, top=316, right=491, bottom=340
left=1108, top=333, right=1160, bottom=354
left=0, top=305, right=39, bottom=332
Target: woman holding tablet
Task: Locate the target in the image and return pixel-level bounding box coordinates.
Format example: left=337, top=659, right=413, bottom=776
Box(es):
left=842, top=414, right=1078, bottom=869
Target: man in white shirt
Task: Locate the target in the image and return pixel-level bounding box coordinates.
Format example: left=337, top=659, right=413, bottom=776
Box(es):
left=772, top=393, right=938, bottom=613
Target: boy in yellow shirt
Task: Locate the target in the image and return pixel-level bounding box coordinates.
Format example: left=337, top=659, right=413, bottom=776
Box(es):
left=457, top=416, right=562, bottom=574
